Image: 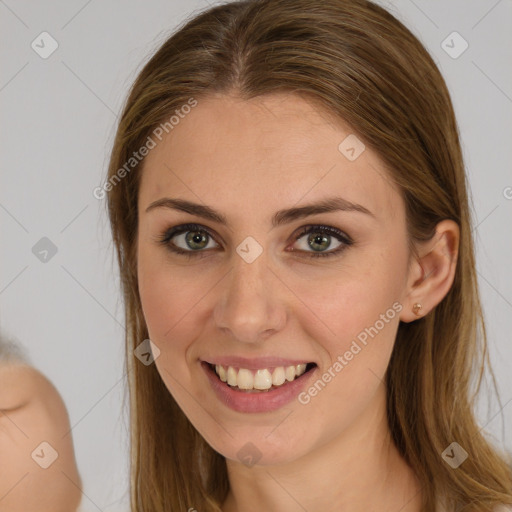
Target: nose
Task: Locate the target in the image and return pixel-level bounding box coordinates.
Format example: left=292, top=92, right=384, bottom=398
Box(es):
left=213, top=248, right=287, bottom=344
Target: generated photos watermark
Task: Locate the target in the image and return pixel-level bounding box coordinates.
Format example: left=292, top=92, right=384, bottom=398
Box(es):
left=93, top=97, right=198, bottom=200
left=298, top=301, right=403, bottom=405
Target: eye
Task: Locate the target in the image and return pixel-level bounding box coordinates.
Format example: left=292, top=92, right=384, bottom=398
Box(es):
left=156, top=223, right=353, bottom=259
left=290, top=225, right=353, bottom=258
left=156, top=223, right=219, bottom=257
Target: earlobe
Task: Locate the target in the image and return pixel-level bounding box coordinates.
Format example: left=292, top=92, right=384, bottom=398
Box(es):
left=411, top=303, right=423, bottom=316
left=400, top=219, right=460, bottom=323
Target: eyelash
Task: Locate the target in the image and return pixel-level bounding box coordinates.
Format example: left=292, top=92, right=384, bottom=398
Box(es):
left=156, top=223, right=354, bottom=259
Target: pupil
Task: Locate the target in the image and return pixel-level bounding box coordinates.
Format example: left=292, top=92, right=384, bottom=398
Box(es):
left=187, top=231, right=207, bottom=249
left=309, top=233, right=330, bottom=251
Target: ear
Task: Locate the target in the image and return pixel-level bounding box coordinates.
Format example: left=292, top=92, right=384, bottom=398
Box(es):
left=400, top=219, right=460, bottom=323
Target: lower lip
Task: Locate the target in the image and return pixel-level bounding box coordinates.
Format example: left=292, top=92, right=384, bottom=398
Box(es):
left=201, top=362, right=317, bottom=413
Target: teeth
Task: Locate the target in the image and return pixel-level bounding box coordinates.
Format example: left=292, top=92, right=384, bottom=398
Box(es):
left=216, top=364, right=227, bottom=382
left=254, top=369, right=272, bottom=390
left=227, top=366, right=237, bottom=386
left=237, top=369, right=253, bottom=390
left=213, top=363, right=310, bottom=391
left=285, top=365, right=296, bottom=381
left=272, top=366, right=286, bottom=386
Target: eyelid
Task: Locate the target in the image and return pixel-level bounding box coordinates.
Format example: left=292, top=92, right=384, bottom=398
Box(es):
left=292, top=224, right=353, bottom=245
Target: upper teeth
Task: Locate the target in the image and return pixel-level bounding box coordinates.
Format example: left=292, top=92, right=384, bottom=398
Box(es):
left=214, top=364, right=307, bottom=390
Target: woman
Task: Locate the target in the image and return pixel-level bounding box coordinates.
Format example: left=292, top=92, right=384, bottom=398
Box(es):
left=105, top=0, right=512, bottom=510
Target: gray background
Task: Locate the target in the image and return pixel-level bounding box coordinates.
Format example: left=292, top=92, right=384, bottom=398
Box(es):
left=1, top=1, right=511, bottom=510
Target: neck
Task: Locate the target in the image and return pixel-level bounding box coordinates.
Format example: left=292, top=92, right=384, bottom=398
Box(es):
left=221, top=383, right=422, bottom=512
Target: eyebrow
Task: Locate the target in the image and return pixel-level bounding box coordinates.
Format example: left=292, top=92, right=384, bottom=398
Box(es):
left=145, top=196, right=375, bottom=228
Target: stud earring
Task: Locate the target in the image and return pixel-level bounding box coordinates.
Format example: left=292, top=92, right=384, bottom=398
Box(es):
left=412, top=303, right=423, bottom=316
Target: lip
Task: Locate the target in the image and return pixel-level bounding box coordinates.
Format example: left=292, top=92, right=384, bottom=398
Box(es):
left=202, top=356, right=313, bottom=370
left=201, top=361, right=318, bottom=413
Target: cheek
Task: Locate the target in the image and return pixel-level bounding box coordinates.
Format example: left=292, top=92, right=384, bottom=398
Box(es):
left=137, top=244, right=204, bottom=342
left=137, top=250, right=205, bottom=406
left=295, top=252, right=405, bottom=355
left=287, top=262, right=404, bottom=441
left=137, top=247, right=219, bottom=401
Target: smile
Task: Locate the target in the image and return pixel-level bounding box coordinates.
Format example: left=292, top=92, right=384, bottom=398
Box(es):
left=212, top=363, right=314, bottom=391
left=201, top=359, right=318, bottom=413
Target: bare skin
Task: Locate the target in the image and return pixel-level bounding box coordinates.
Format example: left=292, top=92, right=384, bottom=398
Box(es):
left=136, top=92, right=459, bottom=511
left=0, top=363, right=82, bottom=512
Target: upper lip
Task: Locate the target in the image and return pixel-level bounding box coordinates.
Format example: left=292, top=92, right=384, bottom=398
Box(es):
left=202, top=356, right=315, bottom=370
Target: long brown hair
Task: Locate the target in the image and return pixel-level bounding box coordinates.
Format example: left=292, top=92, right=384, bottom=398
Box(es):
left=105, top=1, right=512, bottom=510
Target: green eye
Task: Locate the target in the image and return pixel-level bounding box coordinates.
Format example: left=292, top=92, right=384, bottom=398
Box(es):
left=158, top=223, right=353, bottom=259
left=182, top=230, right=211, bottom=250
left=292, top=225, right=353, bottom=258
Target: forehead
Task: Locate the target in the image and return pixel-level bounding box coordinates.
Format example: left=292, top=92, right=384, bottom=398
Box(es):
left=139, top=93, right=402, bottom=224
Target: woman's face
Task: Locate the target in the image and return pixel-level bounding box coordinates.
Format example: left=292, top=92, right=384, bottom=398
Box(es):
left=137, top=92, right=413, bottom=465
